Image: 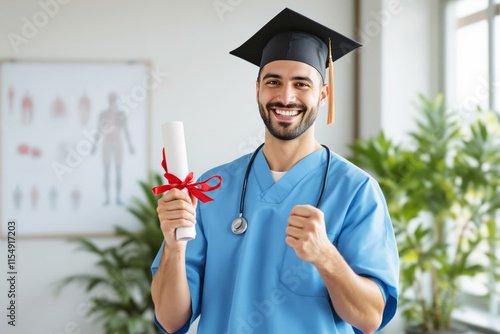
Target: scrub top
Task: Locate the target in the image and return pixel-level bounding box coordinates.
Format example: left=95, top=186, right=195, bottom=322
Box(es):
left=151, top=148, right=399, bottom=334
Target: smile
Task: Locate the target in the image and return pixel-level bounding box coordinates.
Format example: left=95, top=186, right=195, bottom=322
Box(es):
left=273, top=109, right=301, bottom=116
left=271, top=108, right=303, bottom=121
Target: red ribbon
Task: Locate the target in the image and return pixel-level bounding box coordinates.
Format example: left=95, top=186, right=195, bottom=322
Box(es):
left=152, top=149, right=222, bottom=203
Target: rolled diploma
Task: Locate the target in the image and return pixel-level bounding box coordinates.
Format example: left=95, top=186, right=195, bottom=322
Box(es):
left=162, top=121, right=196, bottom=241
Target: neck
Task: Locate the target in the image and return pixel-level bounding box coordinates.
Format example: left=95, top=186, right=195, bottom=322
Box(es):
left=262, top=127, right=322, bottom=171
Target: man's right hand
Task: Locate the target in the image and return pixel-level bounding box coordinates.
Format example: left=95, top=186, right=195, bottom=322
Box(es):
left=157, top=188, right=198, bottom=253
left=153, top=188, right=195, bottom=333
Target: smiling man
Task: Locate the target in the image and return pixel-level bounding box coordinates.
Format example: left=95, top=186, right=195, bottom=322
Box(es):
left=258, top=60, right=321, bottom=141
left=151, top=8, right=399, bottom=334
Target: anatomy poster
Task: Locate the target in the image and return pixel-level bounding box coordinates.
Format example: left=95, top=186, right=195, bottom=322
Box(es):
left=0, top=61, right=149, bottom=237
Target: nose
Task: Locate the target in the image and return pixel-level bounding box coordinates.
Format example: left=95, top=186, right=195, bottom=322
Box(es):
left=276, top=83, right=296, bottom=105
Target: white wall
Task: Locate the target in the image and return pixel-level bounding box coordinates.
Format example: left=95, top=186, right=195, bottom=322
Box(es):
left=359, top=0, right=385, bottom=140
left=380, top=0, right=441, bottom=143
left=0, top=1, right=358, bottom=333
left=359, top=0, right=441, bottom=143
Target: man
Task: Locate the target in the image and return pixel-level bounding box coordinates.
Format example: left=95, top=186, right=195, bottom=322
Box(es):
left=151, top=8, right=398, bottom=334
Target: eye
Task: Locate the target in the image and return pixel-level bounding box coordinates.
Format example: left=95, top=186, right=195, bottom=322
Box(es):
left=296, top=82, right=310, bottom=88
left=266, top=80, right=280, bottom=86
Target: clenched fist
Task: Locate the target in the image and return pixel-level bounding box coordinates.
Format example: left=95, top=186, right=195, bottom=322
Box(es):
left=285, top=204, right=333, bottom=265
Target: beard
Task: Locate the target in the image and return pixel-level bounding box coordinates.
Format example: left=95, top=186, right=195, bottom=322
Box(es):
left=258, top=100, right=319, bottom=141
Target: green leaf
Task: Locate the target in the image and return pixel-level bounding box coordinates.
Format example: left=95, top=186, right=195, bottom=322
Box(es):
left=401, top=249, right=419, bottom=263
left=53, top=275, right=110, bottom=295
left=69, top=238, right=104, bottom=256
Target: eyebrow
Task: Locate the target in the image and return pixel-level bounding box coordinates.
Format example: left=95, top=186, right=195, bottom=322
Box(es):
left=262, top=73, right=315, bottom=85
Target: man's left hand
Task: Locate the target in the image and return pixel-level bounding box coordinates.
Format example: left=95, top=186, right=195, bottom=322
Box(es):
left=285, top=204, right=333, bottom=265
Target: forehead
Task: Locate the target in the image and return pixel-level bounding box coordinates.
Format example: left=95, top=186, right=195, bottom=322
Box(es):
left=260, top=60, right=323, bottom=83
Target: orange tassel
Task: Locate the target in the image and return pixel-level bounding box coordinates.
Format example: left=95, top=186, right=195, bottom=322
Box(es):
left=327, top=38, right=335, bottom=125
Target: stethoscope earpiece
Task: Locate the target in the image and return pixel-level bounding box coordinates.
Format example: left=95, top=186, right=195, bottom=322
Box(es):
left=233, top=143, right=330, bottom=235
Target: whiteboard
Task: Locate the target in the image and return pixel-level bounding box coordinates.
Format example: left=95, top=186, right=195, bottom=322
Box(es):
left=0, top=60, right=150, bottom=237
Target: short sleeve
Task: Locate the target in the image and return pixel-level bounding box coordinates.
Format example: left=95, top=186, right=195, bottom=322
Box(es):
left=151, top=203, right=207, bottom=334
left=337, top=177, right=399, bottom=333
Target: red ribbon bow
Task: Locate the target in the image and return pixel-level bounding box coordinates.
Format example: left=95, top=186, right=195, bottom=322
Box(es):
left=151, top=149, right=222, bottom=203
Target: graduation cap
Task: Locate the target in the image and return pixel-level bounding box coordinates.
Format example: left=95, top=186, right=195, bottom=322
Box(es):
left=230, top=8, right=361, bottom=124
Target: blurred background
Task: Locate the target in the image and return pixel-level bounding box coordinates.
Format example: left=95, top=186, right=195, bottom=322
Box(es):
left=0, top=0, right=499, bottom=333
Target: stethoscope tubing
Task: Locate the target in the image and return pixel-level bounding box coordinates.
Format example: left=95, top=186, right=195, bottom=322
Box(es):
left=233, top=143, right=330, bottom=234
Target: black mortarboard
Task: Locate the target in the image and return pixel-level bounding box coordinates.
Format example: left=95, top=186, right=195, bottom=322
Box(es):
left=230, top=7, right=361, bottom=124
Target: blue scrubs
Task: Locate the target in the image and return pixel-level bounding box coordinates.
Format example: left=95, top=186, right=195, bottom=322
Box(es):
left=152, top=148, right=399, bottom=334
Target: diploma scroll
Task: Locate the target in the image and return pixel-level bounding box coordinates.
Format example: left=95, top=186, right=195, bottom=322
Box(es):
left=162, top=122, right=196, bottom=241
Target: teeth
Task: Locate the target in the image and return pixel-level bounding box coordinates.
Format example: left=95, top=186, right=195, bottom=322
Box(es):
left=274, top=109, right=299, bottom=116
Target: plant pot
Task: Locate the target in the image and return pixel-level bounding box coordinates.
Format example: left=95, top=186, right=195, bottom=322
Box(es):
left=405, top=325, right=469, bottom=334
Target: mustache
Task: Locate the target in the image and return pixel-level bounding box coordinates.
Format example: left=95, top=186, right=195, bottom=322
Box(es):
left=266, top=102, right=307, bottom=112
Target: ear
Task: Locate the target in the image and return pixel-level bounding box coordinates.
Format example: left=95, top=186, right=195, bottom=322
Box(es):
left=318, top=84, right=328, bottom=107
left=256, top=80, right=260, bottom=103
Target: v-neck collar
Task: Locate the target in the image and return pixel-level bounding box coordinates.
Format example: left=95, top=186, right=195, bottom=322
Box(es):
left=251, top=147, right=328, bottom=204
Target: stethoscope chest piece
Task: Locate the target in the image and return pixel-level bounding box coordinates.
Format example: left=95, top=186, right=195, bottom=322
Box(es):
left=231, top=217, right=248, bottom=235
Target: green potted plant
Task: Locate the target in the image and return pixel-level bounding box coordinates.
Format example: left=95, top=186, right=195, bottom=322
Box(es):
left=55, top=174, right=165, bottom=334
left=349, top=94, right=500, bottom=333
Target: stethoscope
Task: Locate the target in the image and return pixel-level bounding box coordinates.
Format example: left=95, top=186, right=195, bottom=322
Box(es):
left=231, top=143, right=331, bottom=235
